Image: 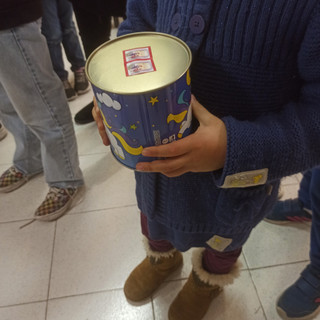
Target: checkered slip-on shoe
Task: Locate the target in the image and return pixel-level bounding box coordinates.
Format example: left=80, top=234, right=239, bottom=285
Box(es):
left=264, top=198, right=312, bottom=225
left=277, top=265, right=320, bottom=320
left=0, top=166, right=28, bottom=193
left=34, top=186, right=85, bottom=221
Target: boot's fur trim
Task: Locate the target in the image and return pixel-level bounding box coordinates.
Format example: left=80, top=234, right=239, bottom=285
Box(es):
left=192, top=248, right=242, bottom=287
left=142, top=236, right=178, bottom=262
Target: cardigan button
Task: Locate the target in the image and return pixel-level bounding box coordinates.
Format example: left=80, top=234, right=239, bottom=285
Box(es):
left=189, top=15, right=205, bottom=34
left=171, top=13, right=181, bottom=31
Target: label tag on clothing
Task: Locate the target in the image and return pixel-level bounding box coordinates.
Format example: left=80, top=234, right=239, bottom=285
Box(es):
left=206, top=235, right=233, bottom=252
left=221, top=168, right=268, bottom=188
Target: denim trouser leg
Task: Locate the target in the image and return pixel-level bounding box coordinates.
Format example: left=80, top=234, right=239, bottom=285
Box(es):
left=0, top=83, right=43, bottom=176
left=307, top=167, right=320, bottom=272
left=41, top=0, right=86, bottom=80
left=0, top=20, right=84, bottom=188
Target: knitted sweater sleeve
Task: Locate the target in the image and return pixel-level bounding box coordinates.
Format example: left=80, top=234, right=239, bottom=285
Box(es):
left=215, top=4, right=320, bottom=187
left=117, top=0, right=157, bottom=36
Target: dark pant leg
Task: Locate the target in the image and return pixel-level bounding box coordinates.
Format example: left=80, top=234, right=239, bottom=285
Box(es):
left=71, top=3, right=111, bottom=58
left=41, top=0, right=68, bottom=80
left=202, top=247, right=242, bottom=274
left=57, top=0, right=86, bottom=70
left=140, top=212, right=174, bottom=252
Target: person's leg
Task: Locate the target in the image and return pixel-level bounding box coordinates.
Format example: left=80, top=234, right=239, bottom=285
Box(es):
left=71, top=4, right=111, bottom=59
left=123, top=212, right=182, bottom=301
left=0, top=83, right=43, bottom=192
left=140, top=210, right=174, bottom=252
left=0, top=20, right=83, bottom=189
left=168, top=246, right=241, bottom=320
left=276, top=264, right=320, bottom=320
left=71, top=5, right=112, bottom=124
left=41, top=0, right=68, bottom=81
left=41, top=0, right=79, bottom=100
left=264, top=171, right=312, bottom=224
left=275, top=167, right=320, bottom=320
left=202, top=246, right=242, bottom=274
left=57, top=0, right=86, bottom=71
left=0, top=83, right=42, bottom=176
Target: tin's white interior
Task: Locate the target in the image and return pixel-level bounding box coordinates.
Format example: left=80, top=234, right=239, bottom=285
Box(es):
left=87, top=32, right=192, bottom=94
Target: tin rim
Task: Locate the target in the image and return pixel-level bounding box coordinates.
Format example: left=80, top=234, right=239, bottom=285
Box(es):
left=85, top=32, right=192, bottom=95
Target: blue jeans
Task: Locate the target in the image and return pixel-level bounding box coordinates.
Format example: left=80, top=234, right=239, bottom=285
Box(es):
left=41, top=0, right=86, bottom=80
left=0, top=20, right=84, bottom=188
left=298, top=167, right=320, bottom=273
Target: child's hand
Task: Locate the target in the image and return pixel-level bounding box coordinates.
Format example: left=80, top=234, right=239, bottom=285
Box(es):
left=92, top=97, right=110, bottom=146
left=136, top=95, right=227, bottom=177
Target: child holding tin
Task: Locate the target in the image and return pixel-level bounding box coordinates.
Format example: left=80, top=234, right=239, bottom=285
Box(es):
left=93, top=1, right=320, bottom=319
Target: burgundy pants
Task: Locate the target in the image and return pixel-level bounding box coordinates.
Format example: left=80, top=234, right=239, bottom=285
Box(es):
left=140, top=212, right=241, bottom=274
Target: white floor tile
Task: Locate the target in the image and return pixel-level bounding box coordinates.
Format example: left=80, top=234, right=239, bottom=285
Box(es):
left=47, top=290, right=153, bottom=320
left=281, top=174, right=300, bottom=185
left=152, top=279, right=185, bottom=320
left=295, top=172, right=303, bottom=183
left=243, top=220, right=310, bottom=269
left=280, top=183, right=299, bottom=200
left=0, top=302, right=46, bottom=320
left=74, top=121, right=110, bottom=157
left=251, top=262, right=310, bottom=320
left=49, top=206, right=145, bottom=298
left=68, top=153, right=136, bottom=214
left=68, top=88, right=93, bottom=117
left=0, top=221, right=55, bottom=306
left=153, top=270, right=265, bottom=320
left=0, top=172, right=47, bottom=223
left=0, top=131, right=15, bottom=166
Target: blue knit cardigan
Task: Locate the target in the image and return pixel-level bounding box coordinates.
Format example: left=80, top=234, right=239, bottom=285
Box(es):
left=118, top=0, right=320, bottom=251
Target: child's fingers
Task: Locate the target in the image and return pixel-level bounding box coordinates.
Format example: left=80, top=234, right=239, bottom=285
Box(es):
left=92, top=99, right=110, bottom=146
left=136, top=156, right=186, bottom=176
left=142, top=135, right=193, bottom=158
left=191, top=95, right=207, bottom=119
left=191, top=95, right=216, bottom=126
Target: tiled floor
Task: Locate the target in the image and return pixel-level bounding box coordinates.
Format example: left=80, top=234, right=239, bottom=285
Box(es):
left=0, top=29, right=316, bottom=320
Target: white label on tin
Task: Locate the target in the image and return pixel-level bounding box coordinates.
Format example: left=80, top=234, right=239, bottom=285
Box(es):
left=153, top=131, right=177, bottom=146
left=162, top=134, right=176, bottom=144
left=153, top=130, right=161, bottom=145
left=123, top=47, right=156, bottom=76
left=124, top=47, right=151, bottom=62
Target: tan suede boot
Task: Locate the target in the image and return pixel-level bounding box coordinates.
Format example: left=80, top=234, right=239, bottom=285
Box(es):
left=124, top=238, right=183, bottom=302
left=168, top=248, right=241, bottom=320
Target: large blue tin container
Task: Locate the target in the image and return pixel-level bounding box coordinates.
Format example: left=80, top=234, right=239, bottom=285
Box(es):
left=86, top=32, right=192, bottom=169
